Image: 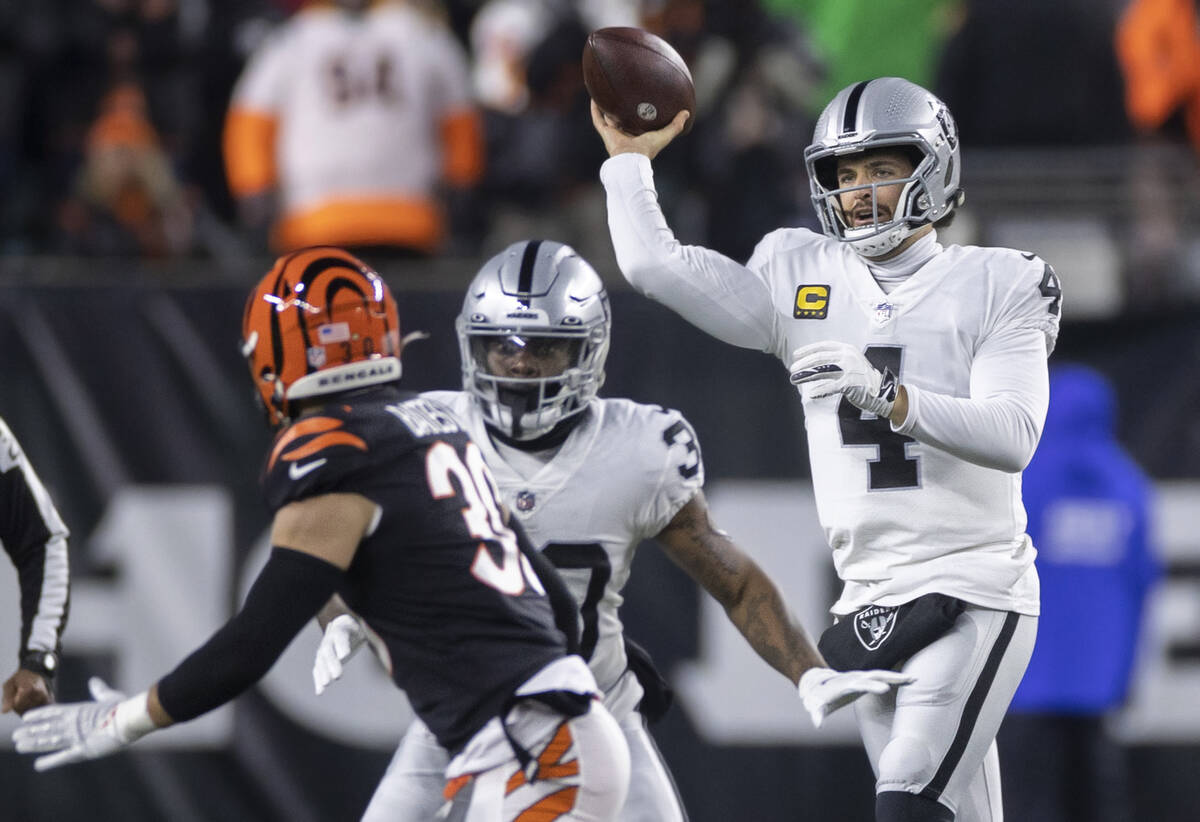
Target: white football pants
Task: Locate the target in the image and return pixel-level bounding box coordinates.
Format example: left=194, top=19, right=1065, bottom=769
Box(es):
left=363, top=710, right=684, bottom=821
left=854, top=606, right=1038, bottom=821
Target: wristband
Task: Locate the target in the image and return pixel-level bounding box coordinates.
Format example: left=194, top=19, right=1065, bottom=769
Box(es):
left=20, top=649, right=58, bottom=680
left=113, top=693, right=158, bottom=743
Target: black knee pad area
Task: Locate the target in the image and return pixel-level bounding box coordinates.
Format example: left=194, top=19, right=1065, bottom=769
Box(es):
left=875, top=791, right=954, bottom=822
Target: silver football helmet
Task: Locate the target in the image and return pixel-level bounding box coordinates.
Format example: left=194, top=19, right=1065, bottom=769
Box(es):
left=457, top=240, right=611, bottom=440
left=804, top=77, right=964, bottom=257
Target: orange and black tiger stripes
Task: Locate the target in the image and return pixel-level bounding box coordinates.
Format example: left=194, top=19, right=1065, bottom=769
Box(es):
left=267, top=415, right=367, bottom=472
left=242, top=246, right=402, bottom=426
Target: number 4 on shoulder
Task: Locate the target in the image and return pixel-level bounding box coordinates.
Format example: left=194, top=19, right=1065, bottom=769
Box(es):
left=1038, top=264, right=1062, bottom=316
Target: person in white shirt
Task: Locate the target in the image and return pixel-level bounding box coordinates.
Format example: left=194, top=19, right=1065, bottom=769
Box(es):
left=592, top=77, right=1062, bottom=822
left=312, top=239, right=909, bottom=821
left=223, top=0, right=484, bottom=255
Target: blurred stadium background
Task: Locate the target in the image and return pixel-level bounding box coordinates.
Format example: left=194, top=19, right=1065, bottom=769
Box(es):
left=1, top=0, right=1199, bottom=819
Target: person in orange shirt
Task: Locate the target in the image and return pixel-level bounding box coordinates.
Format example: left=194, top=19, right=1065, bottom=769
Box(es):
left=223, top=0, right=485, bottom=257
left=1116, top=0, right=1200, bottom=151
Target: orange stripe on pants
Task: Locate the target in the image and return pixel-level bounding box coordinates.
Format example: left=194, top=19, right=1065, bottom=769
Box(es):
left=513, top=786, right=580, bottom=821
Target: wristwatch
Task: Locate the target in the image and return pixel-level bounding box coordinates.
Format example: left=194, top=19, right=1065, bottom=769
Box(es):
left=20, top=649, right=58, bottom=680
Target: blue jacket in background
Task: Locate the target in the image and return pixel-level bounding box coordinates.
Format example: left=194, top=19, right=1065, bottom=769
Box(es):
left=1011, top=363, right=1161, bottom=714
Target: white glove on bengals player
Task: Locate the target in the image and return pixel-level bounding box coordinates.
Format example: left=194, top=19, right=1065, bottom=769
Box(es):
left=312, top=613, right=369, bottom=695
left=12, top=677, right=157, bottom=771
left=788, top=341, right=899, bottom=420
left=797, top=667, right=914, bottom=728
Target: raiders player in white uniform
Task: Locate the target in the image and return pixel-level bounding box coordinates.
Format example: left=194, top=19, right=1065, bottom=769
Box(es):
left=312, top=240, right=910, bottom=821
left=592, top=78, right=1061, bottom=822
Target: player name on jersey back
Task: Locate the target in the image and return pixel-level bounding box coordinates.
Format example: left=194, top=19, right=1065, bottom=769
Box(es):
left=386, top=398, right=462, bottom=438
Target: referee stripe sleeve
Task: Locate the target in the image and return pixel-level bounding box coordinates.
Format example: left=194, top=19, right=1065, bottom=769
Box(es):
left=0, top=419, right=70, bottom=656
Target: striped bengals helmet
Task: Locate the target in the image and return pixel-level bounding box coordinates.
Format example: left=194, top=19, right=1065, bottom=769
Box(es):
left=241, top=247, right=402, bottom=426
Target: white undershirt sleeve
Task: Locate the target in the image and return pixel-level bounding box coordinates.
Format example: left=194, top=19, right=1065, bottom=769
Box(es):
left=894, top=326, right=1049, bottom=473
left=600, top=153, right=778, bottom=352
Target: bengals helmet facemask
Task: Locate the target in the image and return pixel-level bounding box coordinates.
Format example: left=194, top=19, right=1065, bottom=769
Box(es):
left=241, top=247, right=404, bottom=427
left=458, top=240, right=610, bottom=441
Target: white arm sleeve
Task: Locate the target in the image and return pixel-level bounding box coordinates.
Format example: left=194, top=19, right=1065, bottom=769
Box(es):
left=894, top=326, right=1049, bottom=473
left=600, top=153, right=778, bottom=352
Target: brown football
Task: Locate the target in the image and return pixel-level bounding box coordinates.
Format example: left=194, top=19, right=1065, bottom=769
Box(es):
left=582, top=27, right=695, bottom=136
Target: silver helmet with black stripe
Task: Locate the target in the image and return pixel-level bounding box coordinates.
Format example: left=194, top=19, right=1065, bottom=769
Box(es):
left=457, top=240, right=611, bottom=440
left=804, top=77, right=964, bottom=257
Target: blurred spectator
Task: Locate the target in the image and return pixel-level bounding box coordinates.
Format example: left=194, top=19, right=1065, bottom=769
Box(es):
left=55, top=83, right=196, bottom=257
left=1114, top=1, right=1200, bottom=309
left=763, top=0, right=956, bottom=117
left=937, top=0, right=1131, bottom=146
left=1116, top=0, right=1200, bottom=153
left=9, top=0, right=204, bottom=254
left=999, top=363, right=1161, bottom=822
left=223, top=0, right=485, bottom=258
left=641, top=0, right=823, bottom=260
left=470, top=2, right=617, bottom=265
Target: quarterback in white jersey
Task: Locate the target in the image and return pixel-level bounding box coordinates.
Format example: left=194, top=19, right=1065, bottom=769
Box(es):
left=313, top=241, right=910, bottom=821
left=594, top=79, right=1060, bottom=822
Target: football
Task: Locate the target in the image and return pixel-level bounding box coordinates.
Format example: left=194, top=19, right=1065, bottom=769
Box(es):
left=582, top=26, right=695, bottom=136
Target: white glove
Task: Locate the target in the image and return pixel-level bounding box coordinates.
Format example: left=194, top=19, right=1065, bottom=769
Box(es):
left=797, top=667, right=914, bottom=728
left=788, top=341, right=898, bottom=419
left=12, top=677, right=156, bottom=771
left=313, top=614, right=368, bottom=695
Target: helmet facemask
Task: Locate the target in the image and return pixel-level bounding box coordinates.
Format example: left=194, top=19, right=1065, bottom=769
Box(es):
left=809, top=140, right=939, bottom=257
left=457, top=240, right=610, bottom=441
left=463, top=329, right=605, bottom=439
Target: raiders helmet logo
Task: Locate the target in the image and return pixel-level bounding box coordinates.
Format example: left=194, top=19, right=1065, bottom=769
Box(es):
left=854, top=604, right=898, bottom=650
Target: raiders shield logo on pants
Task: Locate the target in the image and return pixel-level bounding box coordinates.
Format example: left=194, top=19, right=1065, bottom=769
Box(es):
left=853, top=605, right=1038, bottom=821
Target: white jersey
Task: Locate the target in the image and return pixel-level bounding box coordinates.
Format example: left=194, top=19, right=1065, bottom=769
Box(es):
left=602, top=153, right=1061, bottom=617
left=422, top=391, right=704, bottom=720
left=229, top=4, right=473, bottom=213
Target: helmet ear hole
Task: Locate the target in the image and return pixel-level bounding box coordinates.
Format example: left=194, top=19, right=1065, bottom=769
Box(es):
left=813, top=156, right=839, bottom=191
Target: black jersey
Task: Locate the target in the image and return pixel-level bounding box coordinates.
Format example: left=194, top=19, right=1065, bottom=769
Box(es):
left=262, top=386, right=566, bottom=753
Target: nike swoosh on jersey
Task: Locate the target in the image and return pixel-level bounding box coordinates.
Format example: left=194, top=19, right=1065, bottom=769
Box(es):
left=288, top=458, right=327, bottom=480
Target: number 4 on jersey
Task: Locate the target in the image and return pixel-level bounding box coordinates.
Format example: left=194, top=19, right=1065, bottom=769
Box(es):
left=838, top=345, right=920, bottom=491
left=1038, top=264, right=1062, bottom=316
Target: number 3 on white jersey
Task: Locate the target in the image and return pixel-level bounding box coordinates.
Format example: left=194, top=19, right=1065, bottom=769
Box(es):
left=426, top=441, right=545, bottom=596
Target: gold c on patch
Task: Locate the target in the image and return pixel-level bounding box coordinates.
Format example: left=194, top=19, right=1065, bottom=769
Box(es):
left=793, top=285, right=830, bottom=319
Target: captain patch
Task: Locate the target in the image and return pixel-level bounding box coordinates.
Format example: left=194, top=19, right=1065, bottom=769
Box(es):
left=793, top=285, right=830, bottom=319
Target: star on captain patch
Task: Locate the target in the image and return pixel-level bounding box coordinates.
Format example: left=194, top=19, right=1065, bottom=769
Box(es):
left=516, top=490, right=536, bottom=512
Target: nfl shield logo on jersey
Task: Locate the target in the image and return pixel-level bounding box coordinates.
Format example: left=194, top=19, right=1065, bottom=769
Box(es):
left=854, top=604, right=898, bottom=650
left=872, top=302, right=895, bottom=327
left=516, top=490, right=536, bottom=512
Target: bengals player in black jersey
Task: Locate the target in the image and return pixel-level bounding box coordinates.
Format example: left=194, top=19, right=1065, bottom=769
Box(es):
left=12, top=248, right=631, bottom=821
